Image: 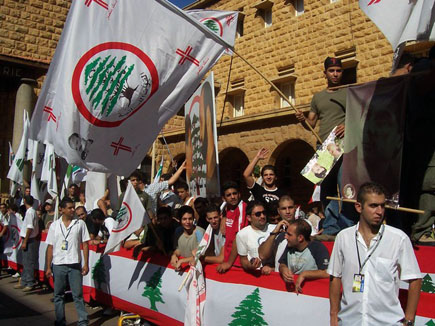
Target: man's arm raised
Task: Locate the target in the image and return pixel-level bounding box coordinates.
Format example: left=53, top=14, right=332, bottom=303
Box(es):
left=243, top=148, right=269, bottom=188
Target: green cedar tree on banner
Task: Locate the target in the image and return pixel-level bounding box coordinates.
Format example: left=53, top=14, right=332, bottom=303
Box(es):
left=92, top=258, right=106, bottom=289
left=142, top=267, right=165, bottom=311
left=426, top=320, right=435, bottom=326
left=229, top=287, right=268, bottom=326
left=421, top=274, right=435, bottom=293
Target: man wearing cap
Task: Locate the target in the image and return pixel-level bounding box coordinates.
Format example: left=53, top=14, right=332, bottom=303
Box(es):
left=296, top=57, right=354, bottom=236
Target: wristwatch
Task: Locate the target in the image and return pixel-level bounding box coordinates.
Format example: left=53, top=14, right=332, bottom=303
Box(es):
left=402, top=319, right=414, bottom=326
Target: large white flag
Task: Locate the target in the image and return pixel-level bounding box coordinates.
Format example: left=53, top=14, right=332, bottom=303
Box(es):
left=184, top=225, right=213, bottom=326
left=104, top=181, right=149, bottom=255
left=7, top=112, right=30, bottom=192
left=29, top=0, right=238, bottom=176
left=359, top=0, right=435, bottom=52
left=84, top=171, right=107, bottom=212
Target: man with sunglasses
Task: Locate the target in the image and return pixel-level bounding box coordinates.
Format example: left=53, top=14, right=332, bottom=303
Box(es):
left=236, top=201, right=276, bottom=274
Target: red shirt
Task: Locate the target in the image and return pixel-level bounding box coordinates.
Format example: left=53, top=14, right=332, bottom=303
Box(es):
left=223, top=201, right=248, bottom=265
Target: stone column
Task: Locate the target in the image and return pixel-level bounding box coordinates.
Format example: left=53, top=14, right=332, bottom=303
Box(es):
left=12, top=78, right=37, bottom=186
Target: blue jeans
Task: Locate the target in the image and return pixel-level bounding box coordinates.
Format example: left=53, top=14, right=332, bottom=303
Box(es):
left=321, top=161, right=356, bottom=235
left=21, top=238, right=39, bottom=287
left=53, top=264, right=88, bottom=326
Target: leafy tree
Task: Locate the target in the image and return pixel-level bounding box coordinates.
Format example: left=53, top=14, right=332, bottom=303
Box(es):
left=229, top=287, right=268, bottom=326
left=92, top=257, right=106, bottom=289
left=421, top=274, right=435, bottom=293
left=142, top=267, right=165, bottom=311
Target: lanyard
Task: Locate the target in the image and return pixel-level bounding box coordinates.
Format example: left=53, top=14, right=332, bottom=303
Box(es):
left=355, top=224, right=384, bottom=274
left=60, top=219, right=78, bottom=242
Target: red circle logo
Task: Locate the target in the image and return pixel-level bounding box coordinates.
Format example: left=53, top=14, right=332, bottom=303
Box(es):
left=112, top=202, right=133, bottom=233
left=72, top=42, right=159, bottom=128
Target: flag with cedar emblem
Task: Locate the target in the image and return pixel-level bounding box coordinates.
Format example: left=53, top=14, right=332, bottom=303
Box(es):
left=29, top=0, right=238, bottom=176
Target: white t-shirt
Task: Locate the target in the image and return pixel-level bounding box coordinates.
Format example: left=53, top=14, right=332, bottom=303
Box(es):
left=19, top=207, right=39, bottom=239
left=104, top=217, right=116, bottom=234
left=327, top=224, right=422, bottom=326
left=46, top=218, right=90, bottom=265
left=236, top=224, right=276, bottom=261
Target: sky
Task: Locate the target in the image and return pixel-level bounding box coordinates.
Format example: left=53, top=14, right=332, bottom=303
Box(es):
left=169, top=0, right=196, bottom=8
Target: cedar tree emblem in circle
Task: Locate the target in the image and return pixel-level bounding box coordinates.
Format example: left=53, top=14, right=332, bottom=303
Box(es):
left=72, top=42, right=159, bottom=128
left=200, top=17, right=223, bottom=36
left=112, top=202, right=133, bottom=233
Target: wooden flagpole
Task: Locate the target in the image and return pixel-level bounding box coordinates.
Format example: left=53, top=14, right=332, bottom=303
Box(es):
left=326, top=196, right=425, bottom=214
left=232, top=49, right=323, bottom=144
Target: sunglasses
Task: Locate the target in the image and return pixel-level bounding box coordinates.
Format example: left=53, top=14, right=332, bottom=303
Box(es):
left=253, top=211, right=266, bottom=217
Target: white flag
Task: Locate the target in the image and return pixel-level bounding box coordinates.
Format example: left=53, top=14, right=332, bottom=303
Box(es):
left=8, top=142, right=14, bottom=167
left=3, top=213, right=23, bottom=255
left=104, top=181, right=149, bottom=255
left=153, top=156, right=164, bottom=184
left=7, top=112, right=30, bottom=191
left=30, top=140, right=47, bottom=202
left=29, top=0, right=238, bottom=176
left=184, top=225, right=213, bottom=326
left=41, top=144, right=58, bottom=199
left=84, top=171, right=107, bottom=212
left=359, top=0, right=435, bottom=52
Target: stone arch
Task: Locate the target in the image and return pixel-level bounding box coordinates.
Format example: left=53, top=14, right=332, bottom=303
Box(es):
left=219, top=147, right=250, bottom=201
left=271, top=139, right=315, bottom=209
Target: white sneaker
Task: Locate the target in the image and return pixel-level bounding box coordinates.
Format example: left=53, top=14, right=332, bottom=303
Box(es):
left=12, top=272, right=20, bottom=278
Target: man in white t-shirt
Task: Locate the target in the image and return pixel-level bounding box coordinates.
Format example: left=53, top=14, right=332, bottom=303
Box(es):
left=46, top=197, right=90, bottom=326
left=15, top=195, right=39, bottom=291
left=236, top=201, right=276, bottom=274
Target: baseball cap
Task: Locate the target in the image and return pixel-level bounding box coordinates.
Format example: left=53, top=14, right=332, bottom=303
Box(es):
left=324, top=57, right=342, bottom=70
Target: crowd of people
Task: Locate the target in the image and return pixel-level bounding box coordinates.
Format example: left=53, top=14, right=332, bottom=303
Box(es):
left=0, top=52, right=433, bottom=326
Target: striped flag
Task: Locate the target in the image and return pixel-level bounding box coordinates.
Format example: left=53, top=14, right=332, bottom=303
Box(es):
left=153, top=156, right=164, bottom=184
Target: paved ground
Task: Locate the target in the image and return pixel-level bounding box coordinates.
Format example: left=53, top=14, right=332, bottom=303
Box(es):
left=0, top=270, right=120, bottom=326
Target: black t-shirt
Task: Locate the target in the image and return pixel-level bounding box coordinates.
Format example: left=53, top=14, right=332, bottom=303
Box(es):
left=85, top=218, right=109, bottom=239
left=249, top=183, right=286, bottom=206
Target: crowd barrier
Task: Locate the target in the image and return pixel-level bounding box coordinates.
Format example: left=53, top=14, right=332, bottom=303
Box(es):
left=1, top=234, right=434, bottom=326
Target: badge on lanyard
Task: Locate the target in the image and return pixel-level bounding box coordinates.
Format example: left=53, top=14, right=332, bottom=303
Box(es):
left=352, top=274, right=365, bottom=293
left=61, top=240, right=68, bottom=251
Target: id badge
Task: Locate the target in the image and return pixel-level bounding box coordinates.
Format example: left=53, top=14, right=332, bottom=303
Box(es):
left=61, top=240, right=68, bottom=251
left=352, top=274, right=365, bottom=293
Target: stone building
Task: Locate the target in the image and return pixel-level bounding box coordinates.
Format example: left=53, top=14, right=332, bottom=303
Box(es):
left=0, top=0, right=432, bottom=203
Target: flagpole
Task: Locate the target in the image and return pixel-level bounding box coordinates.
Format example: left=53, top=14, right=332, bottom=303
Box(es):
left=232, top=49, right=323, bottom=144
left=326, top=196, right=424, bottom=214
left=151, top=141, right=156, bottom=181
left=160, top=131, right=174, bottom=163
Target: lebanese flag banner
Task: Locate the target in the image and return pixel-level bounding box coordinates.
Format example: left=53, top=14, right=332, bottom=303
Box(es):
left=7, top=111, right=30, bottom=190
left=359, top=0, right=435, bottom=52
left=104, top=181, right=149, bottom=255
left=29, top=0, right=238, bottom=176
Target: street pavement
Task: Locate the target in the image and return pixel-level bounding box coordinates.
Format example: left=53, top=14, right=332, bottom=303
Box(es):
left=0, top=271, right=119, bottom=326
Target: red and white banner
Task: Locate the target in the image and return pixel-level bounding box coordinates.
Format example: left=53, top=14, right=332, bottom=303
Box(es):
left=29, top=0, right=238, bottom=176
